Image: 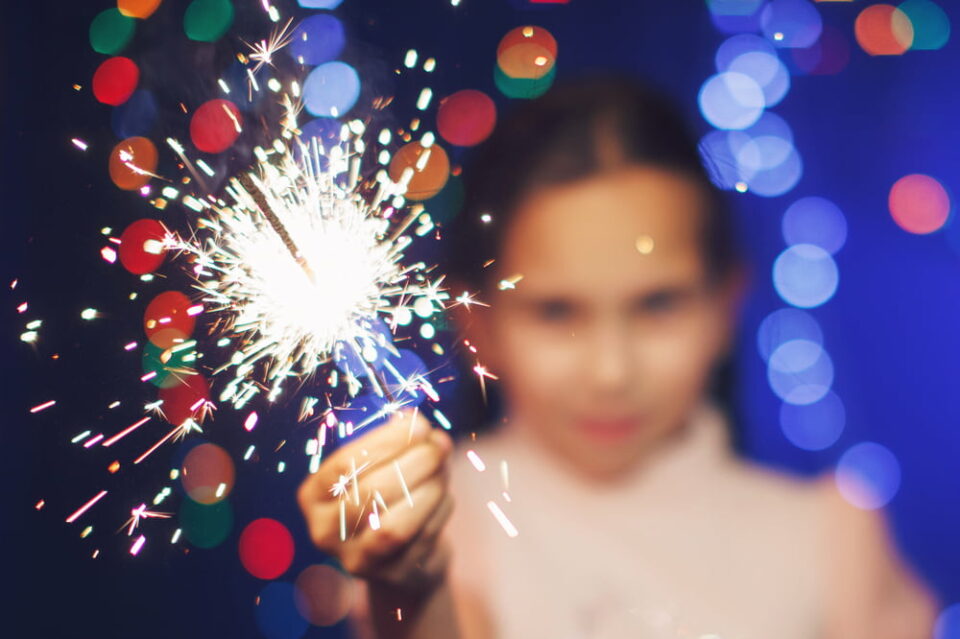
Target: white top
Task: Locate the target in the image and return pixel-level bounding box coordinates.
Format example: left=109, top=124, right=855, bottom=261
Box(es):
left=445, top=404, right=830, bottom=639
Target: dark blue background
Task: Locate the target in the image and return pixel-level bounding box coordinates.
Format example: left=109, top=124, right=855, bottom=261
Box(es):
left=4, top=0, right=958, bottom=636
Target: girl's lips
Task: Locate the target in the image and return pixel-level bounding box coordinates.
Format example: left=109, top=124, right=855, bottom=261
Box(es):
left=575, top=417, right=643, bottom=442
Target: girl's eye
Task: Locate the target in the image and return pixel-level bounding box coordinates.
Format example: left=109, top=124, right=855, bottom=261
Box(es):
left=635, top=290, right=686, bottom=314
left=535, top=300, right=576, bottom=322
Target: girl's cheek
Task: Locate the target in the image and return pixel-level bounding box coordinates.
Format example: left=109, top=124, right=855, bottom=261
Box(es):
left=496, top=321, right=586, bottom=403
left=638, top=314, right=721, bottom=401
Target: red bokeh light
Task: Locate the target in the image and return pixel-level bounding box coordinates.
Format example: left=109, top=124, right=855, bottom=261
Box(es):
left=190, top=99, right=242, bottom=153
left=889, top=173, right=950, bottom=234
left=239, top=518, right=295, bottom=580
left=92, top=56, right=139, bottom=106
left=158, top=372, right=211, bottom=426
left=437, top=90, right=497, bottom=147
left=119, top=219, right=167, bottom=274
left=144, top=290, right=195, bottom=348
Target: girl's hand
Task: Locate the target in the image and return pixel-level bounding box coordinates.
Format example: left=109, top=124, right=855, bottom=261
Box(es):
left=297, top=409, right=455, bottom=596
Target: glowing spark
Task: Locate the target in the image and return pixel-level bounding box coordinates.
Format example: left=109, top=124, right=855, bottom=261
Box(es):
left=393, top=460, right=414, bottom=507
left=244, top=411, right=259, bottom=431
left=486, top=501, right=518, bottom=538
left=466, top=450, right=486, bottom=472
left=472, top=363, right=499, bottom=403
left=66, top=490, right=108, bottom=523
left=134, top=419, right=203, bottom=465
left=83, top=434, right=104, bottom=448
left=244, top=18, right=295, bottom=75
left=452, top=290, right=489, bottom=311
left=71, top=138, right=88, bottom=151
left=497, top=274, right=523, bottom=291
left=30, top=400, right=56, bottom=414
left=130, top=535, right=146, bottom=555
left=102, top=417, right=150, bottom=447
left=416, top=88, right=433, bottom=111
left=123, top=503, right=172, bottom=536
left=330, top=460, right=371, bottom=499
left=80, top=308, right=98, bottom=320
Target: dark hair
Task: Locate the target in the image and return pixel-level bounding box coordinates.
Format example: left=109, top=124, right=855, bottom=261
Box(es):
left=442, top=74, right=745, bottom=452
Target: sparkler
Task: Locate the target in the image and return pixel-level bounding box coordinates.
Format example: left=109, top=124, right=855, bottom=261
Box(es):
left=31, top=0, right=504, bottom=566
left=168, top=123, right=446, bottom=408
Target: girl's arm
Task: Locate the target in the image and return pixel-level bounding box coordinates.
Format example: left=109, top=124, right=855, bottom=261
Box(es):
left=820, top=478, right=938, bottom=639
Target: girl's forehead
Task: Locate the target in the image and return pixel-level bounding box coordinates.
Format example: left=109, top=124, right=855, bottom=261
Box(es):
left=497, top=166, right=707, bottom=288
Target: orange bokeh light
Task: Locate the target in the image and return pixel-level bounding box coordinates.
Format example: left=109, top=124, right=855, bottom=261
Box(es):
left=108, top=136, right=158, bottom=191
left=118, top=0, right=162, bottom=19
left=855, top=4, right=914, bottom=55
left=388, top=142, right=450, bottom=201
left=497, top=25, right=557, bottom=79
left=181, top=443, right=235, bottom=504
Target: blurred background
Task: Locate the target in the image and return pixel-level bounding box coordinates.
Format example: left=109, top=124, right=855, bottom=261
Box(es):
left=4, top=0, right=960, bottom=637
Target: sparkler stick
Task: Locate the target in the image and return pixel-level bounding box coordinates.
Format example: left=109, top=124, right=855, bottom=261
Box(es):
left=235, top=172, right=316, bottom=283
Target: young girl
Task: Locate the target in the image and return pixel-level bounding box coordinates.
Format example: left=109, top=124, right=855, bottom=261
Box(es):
left=297, top=76, right=937, bottom=639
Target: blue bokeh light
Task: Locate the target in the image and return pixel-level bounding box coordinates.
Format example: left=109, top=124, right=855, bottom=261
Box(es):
left=935, top=604, right=960, bottom=639
left=761, top=0, right=823, bottom=49
left=297, top=0, right=344, bottom=7
left=780, top=390, right=845, bottom=450
left=728, top=51, right=790, bottom=107
left=707, top=0, right=764, bottom=34
left=782, top=196, right=847, bottom=255
left=699, top=130, right=741, bottom=190
left=733, top=130, right=794, bottom=174
left=835, top=442, right=902, bottom=510
left=222, top=60, right=268, bottom=112
left=111, top=90, right=157, bottom=139
left=288, top=14, right=345, bottom=66
left=744, top=145, right=803, bottom=197
left=757, top=307, right=823, bottom=361
left=715, top=33, right=776, bottom=72
left=303, top=61, right=360, bottom=118
left=698, top=71, right=765, bottom=130
left=772, top=243, right=839, bottom=308
left=767, top=339, right=833, bottom=405
left=255, top=582, right=309, bottom=639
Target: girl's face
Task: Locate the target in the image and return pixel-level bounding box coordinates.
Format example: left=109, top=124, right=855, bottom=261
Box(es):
left=463, top=165, right=740, bottom=481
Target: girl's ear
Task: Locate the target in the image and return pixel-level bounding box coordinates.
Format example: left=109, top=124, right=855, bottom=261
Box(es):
left=445, top=277, right=500, bottom=371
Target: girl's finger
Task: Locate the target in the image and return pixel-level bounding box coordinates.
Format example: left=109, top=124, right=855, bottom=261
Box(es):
left=353, top=474, right=448, bottom=566
left=342, top=439, right=450, bottom=512
left=297, top=409, right=432, bottom=506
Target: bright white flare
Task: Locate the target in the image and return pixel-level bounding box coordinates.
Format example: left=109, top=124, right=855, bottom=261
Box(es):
left=171, top=130, right=442, bottom=406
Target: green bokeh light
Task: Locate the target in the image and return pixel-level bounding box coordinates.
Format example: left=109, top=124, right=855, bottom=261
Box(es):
left=426, top=175, right=464, bottom=226
left=494, top=64, right=556, bottom=100
left=900, top=0, right=950, bottom=50
left=184, top=0, right=235, bottom=43
left=141, top=341, right=196, bottom=388
left=179, top=497, right=233, bottom=549
left=89, top=9, right=136, bottom=55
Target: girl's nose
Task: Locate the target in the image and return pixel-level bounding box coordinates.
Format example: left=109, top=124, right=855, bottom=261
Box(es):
left=585, top=321, right=634, bottom=397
